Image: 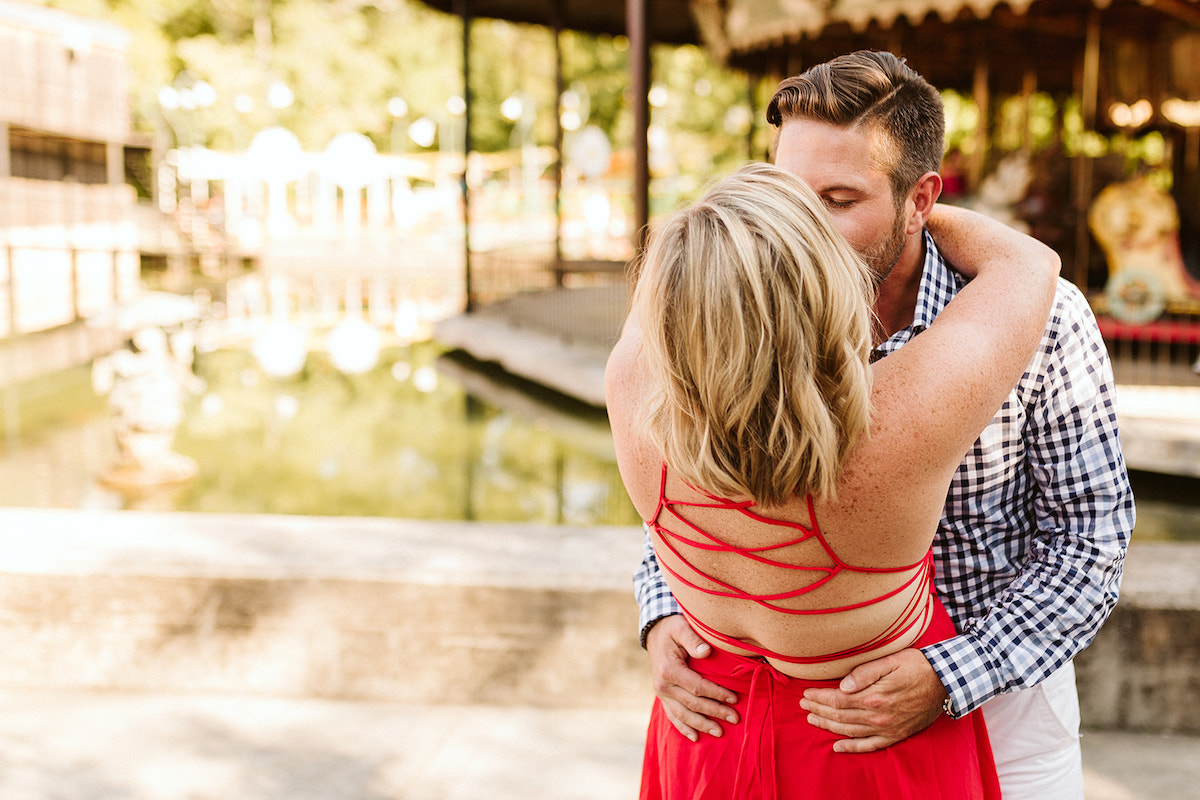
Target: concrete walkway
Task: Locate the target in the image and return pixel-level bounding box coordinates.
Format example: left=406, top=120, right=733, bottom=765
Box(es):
left=0, top=692, right=645, bottom=800
left=2, top=508, right=1200, bottom=798
left=0, top=690, right=1197, bottom=800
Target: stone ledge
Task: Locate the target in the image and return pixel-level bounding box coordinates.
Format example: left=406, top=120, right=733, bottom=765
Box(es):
left=3, top=509, right=1198, bottom=731
left=1076, top=542, right=1200, bottom=733
left=1117, top=395, right=1200, bottom=479
left=0, top=574, right=650, bottom=707
left=0, top=508, right=651, bottom=708
left=0, top=507, right=641, bottom=591
left=434, top=313, right=611, bottom=407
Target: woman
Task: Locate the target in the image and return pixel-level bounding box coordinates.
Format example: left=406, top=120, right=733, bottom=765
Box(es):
left=606, top=162, right=1060, bottom=798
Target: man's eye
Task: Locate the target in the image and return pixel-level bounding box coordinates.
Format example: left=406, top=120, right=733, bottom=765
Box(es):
left=823, top=197, right=855, bottom=209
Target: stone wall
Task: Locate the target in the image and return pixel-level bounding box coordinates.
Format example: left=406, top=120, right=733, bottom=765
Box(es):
left=1, top=508, right=1195, bottom=731
left=0, top=508, right=652, bottom=708
left=1076, top=542, right=1200, bottom=733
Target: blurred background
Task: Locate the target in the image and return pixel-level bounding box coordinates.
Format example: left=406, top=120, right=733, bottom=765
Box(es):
left=0, top=0, right=1198, bottom=797
left=0, top=0, right=1196, bottom=530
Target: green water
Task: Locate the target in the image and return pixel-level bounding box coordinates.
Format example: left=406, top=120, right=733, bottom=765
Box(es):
left=1125, top=472, right=1200, bottom=543
left=0, top=343, right=642, bottom=526
left=0, top=346, right=1195, bottom=543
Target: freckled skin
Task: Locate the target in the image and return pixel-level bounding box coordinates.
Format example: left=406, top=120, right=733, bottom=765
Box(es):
left=616, top=152, right=1060, bottom=747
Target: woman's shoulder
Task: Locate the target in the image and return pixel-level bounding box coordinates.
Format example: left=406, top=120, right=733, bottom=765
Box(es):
left=605, top=321, right=644, bottom=408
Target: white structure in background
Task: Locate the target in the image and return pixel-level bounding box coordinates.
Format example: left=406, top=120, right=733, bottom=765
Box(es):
left=171, top=125, right=465, bottom=256
left=566, top=125, right=617, bottom=248
left=323, top=131, right=380, bottom=237
left=0, top=1, right=140, bottom=360
left=250, top=276, right=308, bottom=378
left=251, top=319, right=307, bottom=378
left=244, top=126, right=305, bottom=241
left=326, top=276, right=381, bottom=375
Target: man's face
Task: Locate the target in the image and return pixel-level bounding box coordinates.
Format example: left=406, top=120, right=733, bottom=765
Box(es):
left=773, top=119, right=909, bottom=284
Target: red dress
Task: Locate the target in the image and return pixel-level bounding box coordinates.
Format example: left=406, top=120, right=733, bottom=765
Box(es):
left=640, top=466, right=1002, bottom=799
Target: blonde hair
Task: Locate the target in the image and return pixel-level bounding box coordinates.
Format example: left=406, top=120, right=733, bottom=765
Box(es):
left=633, top=162, right=875, bottom=505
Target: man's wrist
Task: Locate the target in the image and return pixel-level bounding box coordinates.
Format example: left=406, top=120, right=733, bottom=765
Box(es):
left=920, top=635, right=1002, bottom=718
left=640, top=613, right=680, bottom=649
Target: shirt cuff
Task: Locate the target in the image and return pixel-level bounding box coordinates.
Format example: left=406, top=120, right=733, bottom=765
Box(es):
left=920, top=632, right=1005, bottom=718
left=638, top=603, right=682, bottom=648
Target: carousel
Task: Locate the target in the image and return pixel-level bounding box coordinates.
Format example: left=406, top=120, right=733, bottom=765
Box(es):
left=418, top=0, right=1200, bottom=376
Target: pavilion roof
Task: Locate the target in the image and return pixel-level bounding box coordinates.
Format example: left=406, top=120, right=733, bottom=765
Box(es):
left=414, top=0, right=700, bottom=44
left=699, top=0, right=1200, bottom=97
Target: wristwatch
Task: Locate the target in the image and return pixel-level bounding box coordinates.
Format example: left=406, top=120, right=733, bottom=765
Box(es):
left=942, top=695, right=956, bottom=718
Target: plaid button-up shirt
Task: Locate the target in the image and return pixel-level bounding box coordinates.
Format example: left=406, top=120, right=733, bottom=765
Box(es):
left=633, top=231, right=1135, bottom=716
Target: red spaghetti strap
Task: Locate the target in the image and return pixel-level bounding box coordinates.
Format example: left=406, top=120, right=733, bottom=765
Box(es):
left=647, top=463, right=936, bottom=664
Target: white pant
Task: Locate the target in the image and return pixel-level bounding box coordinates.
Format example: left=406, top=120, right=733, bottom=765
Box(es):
left=981, top=662, right=1084, bottom=800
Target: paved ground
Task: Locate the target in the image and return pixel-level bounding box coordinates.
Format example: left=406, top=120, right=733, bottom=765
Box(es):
left=0, top=692, right=644, bottom=800
left=1, top=690, right=1198, bottom=800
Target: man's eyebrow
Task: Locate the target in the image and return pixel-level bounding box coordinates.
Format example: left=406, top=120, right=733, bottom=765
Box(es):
left=818, top=183, right=867, bottom=194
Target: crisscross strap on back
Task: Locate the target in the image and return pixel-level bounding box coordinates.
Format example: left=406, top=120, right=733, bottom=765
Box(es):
left=648, top=463, right=935, bottom=665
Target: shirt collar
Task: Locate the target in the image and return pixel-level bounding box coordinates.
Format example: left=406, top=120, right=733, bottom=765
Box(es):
left=873, top=230, right=964, bottom=359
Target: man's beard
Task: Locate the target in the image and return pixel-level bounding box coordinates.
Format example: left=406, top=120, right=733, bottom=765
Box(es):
left=863, top=209, right=908, bottom=287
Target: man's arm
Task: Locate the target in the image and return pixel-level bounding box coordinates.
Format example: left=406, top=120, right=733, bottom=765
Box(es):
left=802, top=284, right=1133, bottom=750
left=635, top=525, right=740, bottom=740
left=922, top=283, right=1132, bottom=713
left=634, top=526, right=682, bottom=646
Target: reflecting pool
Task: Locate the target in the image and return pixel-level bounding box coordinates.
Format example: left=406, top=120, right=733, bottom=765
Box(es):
left=0, top=345, right=1196, bottom=543
left=0, top=342, right=641, bottom=526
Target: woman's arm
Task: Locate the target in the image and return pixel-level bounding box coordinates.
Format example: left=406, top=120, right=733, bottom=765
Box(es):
left=925, top=203, right=1046, bottom=281
left=605, top=314, right=661, bottom=516
left=866, top=204, right=1061, bottom=479
left=921, top=205, right=1061, bottom=358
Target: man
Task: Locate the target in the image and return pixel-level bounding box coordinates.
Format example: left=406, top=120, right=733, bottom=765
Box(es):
left=633, top=51, right=1134, bottom=799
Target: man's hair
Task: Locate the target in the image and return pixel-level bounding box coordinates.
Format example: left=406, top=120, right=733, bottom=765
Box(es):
left=766, top=51, right=945, bottom=201
left=631, top=162, right=875, bottom=506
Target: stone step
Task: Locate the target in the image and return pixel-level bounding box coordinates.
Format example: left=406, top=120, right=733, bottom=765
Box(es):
left=1075, top=541, right=1200, bottom=733
left=0, top=508, right=651, bottom=708
left=1, top=508, right=1197, bottom=733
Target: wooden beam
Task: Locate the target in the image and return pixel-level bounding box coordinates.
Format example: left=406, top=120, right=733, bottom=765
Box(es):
left=987, top=9, right=1088, bottom=38
left=1188, top=125, right=1199, bottom=177
left=968, top=53, right=989, bottom=190
left=746, top=73, right=757, bottom=160
left=1073, top=8, right=1102, bottom=290
left=627, top=0, right=650, bottom=252
left=1081, top=10, right=1101, bottom=128
left=457, top=0, right=474, bottom=311
left=1143, top=0, right=1200, bottom=29
left=552, top=0, right=564, bottom=278
left=1021, top=68, right=1037, bottom=151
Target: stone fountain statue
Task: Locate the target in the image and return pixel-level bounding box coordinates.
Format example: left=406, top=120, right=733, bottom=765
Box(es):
left=91, top=293, right=204, bottom=489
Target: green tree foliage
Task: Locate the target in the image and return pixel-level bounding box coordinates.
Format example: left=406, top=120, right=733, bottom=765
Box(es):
left=32, top=0, right=753, bottom=176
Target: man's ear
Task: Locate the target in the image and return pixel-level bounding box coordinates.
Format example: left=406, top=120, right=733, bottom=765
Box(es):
left=906, top=171, right=943, bottom=234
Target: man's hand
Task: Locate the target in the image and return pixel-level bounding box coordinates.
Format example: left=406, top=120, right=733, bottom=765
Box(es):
left=799, top=648, right=947, bottom=753
left=647, top=615, right=740, bottom=742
